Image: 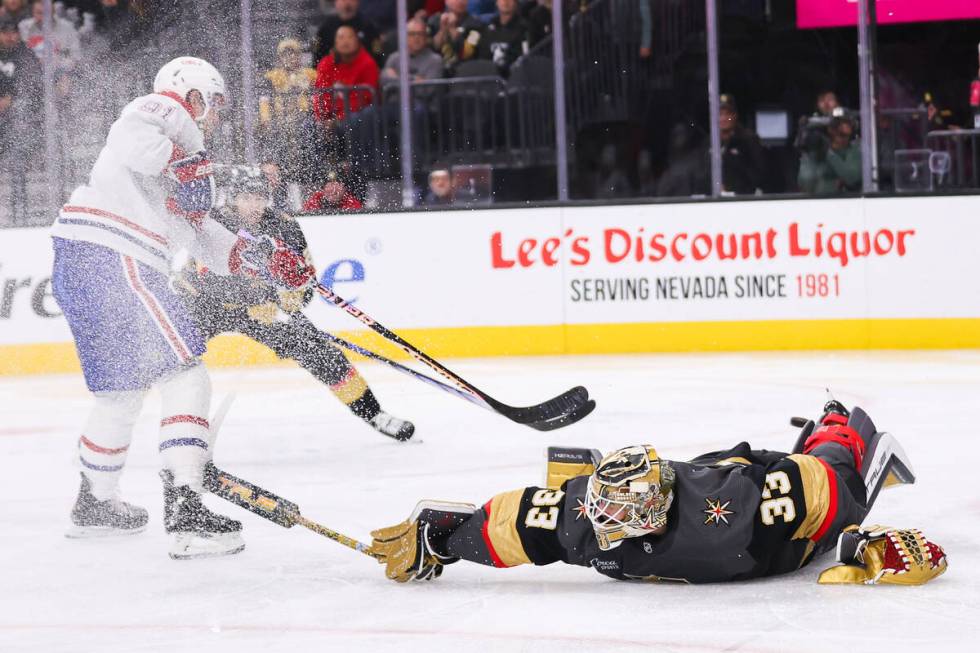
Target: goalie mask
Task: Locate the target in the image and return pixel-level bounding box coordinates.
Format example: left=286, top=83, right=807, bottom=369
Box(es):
left=584, top=445, right=676, bottom=551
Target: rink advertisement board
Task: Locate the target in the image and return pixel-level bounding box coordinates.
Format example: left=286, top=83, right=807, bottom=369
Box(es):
left=1, top=195, right=979, bottom=374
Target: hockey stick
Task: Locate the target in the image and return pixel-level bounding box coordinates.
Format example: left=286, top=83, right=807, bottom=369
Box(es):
left=313, top=283, right=596, bottom=430
left=309, top=321, right=504, bottom=411
left=204, top=462, right=378, bottom=559
left=236, top=229, right=594, bottom=429
left=321, top=324, right=596, bottom=430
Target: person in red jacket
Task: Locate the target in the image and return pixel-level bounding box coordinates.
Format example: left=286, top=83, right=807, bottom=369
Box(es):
left=303, top=171, right=364, bottom=213
left=314, top=25, right=380, bottom=123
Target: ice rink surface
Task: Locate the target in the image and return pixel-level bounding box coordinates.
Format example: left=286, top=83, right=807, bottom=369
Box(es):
left=1, top=351, right=978, bottom=653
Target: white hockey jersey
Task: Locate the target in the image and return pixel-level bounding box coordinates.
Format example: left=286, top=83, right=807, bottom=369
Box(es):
left=50, top=92, right=238, bottom=276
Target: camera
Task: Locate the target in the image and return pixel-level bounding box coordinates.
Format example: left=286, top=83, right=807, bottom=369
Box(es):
left=795, top=107, right=858, bottom=156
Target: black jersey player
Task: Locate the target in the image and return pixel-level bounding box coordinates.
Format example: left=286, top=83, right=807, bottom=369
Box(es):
left=370, top=401, right=947, bottom=585
left=178, top=168, right=414, bottom=441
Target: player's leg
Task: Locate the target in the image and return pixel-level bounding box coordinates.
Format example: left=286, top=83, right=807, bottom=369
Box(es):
left=124, top=261, right=244, bottom=560
left=249, top=312, right=414, bottom=440
left=156, top=362, right=244, bottom=560
left=52, top=238, right=152, bottom=537
left=67, top=390, right=149, bottom=538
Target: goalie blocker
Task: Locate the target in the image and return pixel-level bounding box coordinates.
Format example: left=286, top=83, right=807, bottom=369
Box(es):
left=371, top=403, right=946, bottom=585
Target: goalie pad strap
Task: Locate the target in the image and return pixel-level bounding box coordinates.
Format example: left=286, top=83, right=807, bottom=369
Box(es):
left=803, top=424, right=865, bottom=469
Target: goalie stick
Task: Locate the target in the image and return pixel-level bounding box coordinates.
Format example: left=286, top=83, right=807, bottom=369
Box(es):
left=204, top=462, right=378, bottom=559
left=313, top=283, right=596, bottom=430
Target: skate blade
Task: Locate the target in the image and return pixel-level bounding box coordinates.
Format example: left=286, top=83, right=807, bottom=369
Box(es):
left=169, top=531, right=246, bottom=560
left=65, top=524, right=147, bottom=539
left=376, top=428, right=417, bottom=443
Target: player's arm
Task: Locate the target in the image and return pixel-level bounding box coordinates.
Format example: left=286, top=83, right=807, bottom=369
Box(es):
left=105, top=99, right=190, bottom=176
left=273, top=215, right=316, bottom=313
left=370, top=485, right=587, bottom=583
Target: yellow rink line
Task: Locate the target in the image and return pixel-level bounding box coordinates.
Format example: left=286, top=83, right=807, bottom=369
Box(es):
left=1, top=318, right=979, bottom=377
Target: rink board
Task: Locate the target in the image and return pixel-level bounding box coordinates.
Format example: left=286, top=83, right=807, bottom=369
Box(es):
left=1, top=195, right=978, bottom=375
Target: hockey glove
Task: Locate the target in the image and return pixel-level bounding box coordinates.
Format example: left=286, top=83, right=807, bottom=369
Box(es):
left=231, top=234, right=315, bottom=291
left=370, top=501, right=476, bottom=583
left=167, top=151, right=215, bottom=222
left=276, top=288, right=310, bottom=314
left=818, top=524, right=948, bottom=586
left=246, top=302, right=278, bottom=325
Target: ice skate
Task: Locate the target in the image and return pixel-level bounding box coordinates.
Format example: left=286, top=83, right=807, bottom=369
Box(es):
left=66, top=472, right=148, bottom=538
left=369, top=410, right=415, bottom=442
left=162, top=471, right=245, bottom=560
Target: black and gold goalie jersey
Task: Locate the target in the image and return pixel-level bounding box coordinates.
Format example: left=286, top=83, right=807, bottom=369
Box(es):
left=443, top=440, right=869, bottom=583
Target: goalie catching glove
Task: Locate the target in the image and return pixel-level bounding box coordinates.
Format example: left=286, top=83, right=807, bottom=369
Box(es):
left=370, top=501, right=475, bottom=582
left=818, top=524, right=948, bottom=586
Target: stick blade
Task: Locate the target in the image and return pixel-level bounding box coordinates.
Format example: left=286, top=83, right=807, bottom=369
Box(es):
left=494, top=386, right=591, bottom=424
left=526, top=399, right=597, bottom=431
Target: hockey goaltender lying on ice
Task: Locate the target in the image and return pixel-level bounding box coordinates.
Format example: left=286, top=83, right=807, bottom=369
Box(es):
left=203, top=399, right=947, bottom=585
left=366, top=400, right=947, bottom=586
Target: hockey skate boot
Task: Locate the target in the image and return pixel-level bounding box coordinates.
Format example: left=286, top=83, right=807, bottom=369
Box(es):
left=161, top=470, right=245, bottom=560
left=66, top=472, right=148, bottom=538
left=369, top=410, right=415, bottom=441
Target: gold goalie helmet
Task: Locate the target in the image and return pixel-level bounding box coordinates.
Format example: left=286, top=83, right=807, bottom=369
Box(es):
left=584, top=445, right=676, bottom=550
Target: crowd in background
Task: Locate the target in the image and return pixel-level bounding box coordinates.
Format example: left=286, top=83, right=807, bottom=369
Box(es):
left=259, top=0, right=593, bottom=212
left=1, top=0, right=979, bottom=225
left=0, top=0, right=173, bottom=223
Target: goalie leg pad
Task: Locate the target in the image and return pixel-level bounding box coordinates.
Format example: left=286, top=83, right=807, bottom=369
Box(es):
left=860, top=432, right=915, bottom=511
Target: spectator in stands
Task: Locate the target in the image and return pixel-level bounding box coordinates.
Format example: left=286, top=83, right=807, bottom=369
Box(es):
left=476, top=0, right=528, bottom=76
left=313, top=0, right=382, bottom=67
left=314, top=25, right=380, bottom=123
left=0, top=0, right=29, bottom=24
left=429, top=0, right=485, bottom=71
left=0, top=14, right=40, bottom=223
left=340, top=17, right=441, bottom=178
left=718, top=94, right=766, bottom=195
left=19, top=0, right=81, bottom=70
left=656, top=122, right=709, bottom=197
left=423, top=169, right=453, bottom=205
left=303, top=170, right=364, bottom=212
left=797, top=115, right=862, bottom=195
left=815, top=90, right=840, bottom=117
left=259, top=38, right=317, bottom=183
left=381, top=16, right=443, bottom=98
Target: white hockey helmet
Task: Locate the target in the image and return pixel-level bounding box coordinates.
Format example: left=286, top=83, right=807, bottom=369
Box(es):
left=153, top=57, right=226, bottom=121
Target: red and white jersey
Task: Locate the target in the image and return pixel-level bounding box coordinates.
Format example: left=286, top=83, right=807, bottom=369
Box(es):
left=51, top=92, right=238, bottom=276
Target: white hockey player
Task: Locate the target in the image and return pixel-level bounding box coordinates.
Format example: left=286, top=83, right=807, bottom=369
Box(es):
left=50, top=57, right=314, bottom=559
